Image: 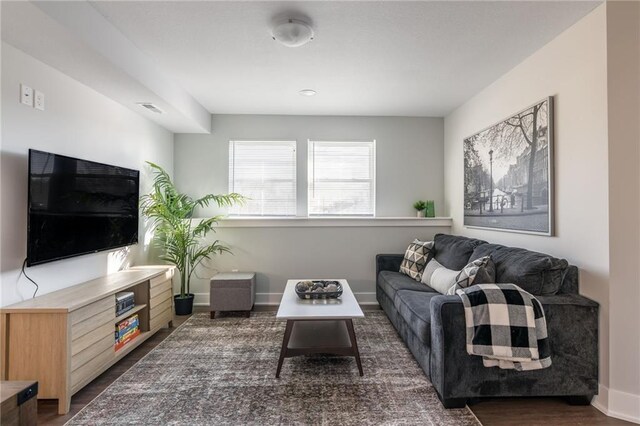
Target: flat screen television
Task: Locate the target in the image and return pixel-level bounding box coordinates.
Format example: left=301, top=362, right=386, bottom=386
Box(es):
left=27, top=149, right=140, bottom=266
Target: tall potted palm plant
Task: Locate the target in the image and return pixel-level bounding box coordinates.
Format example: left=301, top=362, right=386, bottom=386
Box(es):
left=140, top=162, right=244, bottom=315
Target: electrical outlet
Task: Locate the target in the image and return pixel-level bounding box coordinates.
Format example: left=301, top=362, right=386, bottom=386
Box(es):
left=34, top=90, right=45, bottom=111
left=20, top=84, right=33, bottom=106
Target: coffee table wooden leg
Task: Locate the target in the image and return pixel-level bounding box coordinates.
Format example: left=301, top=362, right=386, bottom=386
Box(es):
left=346, top=319, right=363, bottom=376
left=276, top=320, right=294, bottom=378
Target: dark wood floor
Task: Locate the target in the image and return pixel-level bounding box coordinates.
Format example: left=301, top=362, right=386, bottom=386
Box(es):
left=38, top=306, right=628, bottom=426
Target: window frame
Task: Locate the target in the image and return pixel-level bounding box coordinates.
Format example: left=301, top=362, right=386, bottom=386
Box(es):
left=228, top=140, right=297, bottom=217
left=307, top=139, right=377, bottom=217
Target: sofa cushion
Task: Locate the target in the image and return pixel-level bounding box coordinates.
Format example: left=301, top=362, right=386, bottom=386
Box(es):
left=471, top=244, right=568, bottom=296
left=394, top=290, right=441, bottom=344
left=433, top=234, right=486, bottom=270
left=378, top=271, right=437, bottom=301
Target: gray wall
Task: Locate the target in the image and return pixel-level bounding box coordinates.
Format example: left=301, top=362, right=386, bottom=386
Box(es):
left=174, top=114, right=447, bottom=303
left=175, top=114, right=444, bottom=217
left=0, top=43, right=174, bottom=306
left=194, top=224, right=450, bottom=305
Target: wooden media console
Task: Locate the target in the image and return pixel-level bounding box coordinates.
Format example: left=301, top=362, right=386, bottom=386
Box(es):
left=1, top=266, right=174, bottom=414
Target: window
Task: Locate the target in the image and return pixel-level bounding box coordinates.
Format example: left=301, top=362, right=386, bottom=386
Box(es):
left=229, top=141, right=296, bottom=216
left=308, top=140, right=376, bottom=216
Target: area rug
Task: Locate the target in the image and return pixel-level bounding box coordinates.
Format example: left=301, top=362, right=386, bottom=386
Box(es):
left=66, top=311, right=481, bottom=425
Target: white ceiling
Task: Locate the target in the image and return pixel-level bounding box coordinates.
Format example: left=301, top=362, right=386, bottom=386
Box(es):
left=2, top=1, right=601, bottom=129
left=89, top=0, right=600, bottom=117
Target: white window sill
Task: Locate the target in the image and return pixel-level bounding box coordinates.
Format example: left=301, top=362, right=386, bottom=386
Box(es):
left=201, top=217, right=453, bottom=228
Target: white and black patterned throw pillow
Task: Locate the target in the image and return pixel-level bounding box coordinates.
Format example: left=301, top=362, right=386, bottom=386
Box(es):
left=446, top=255, right=496, bottom=295
left=399, top=239, right=434, bottom=281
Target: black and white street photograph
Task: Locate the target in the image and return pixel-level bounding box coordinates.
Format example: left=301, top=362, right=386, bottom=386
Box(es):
left=464, top=97, right=554, bottom=235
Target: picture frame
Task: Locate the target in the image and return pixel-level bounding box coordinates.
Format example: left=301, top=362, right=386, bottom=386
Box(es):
left=463, top=96, right=554, bottom=236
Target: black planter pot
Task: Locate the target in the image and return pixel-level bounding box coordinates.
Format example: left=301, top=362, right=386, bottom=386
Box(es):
left=174, top=294, right=195, bottom=316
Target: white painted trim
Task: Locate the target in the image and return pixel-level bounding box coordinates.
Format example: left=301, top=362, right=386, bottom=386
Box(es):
left=211, top=217, right=453, bottom=228
left=193, top=292, right=379, bottom=307
left=193, top=292, right=209, bottom=306
left=255, top=292, right=282, bottom=306
left=592, top=384, right=640, bottom=424
left=352, top=292, right=378, bottom=305
left=592, top=384, right=609, bottom=416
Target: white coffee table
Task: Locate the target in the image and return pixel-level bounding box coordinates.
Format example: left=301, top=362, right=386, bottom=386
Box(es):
left=275, top=279, right=365, bottom=378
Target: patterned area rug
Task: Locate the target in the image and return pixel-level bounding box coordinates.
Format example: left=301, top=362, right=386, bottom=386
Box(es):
left=67, top=311, right=481, bottom=425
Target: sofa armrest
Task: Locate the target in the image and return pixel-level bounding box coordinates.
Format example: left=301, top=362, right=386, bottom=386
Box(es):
left=376, top=254, right=404, bottom=276
left=430, top=293, right=599, bottom=400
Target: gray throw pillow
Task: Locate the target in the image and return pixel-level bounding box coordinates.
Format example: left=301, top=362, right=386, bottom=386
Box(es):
left=421, top=255, right=496, bottom=295
left=399, top=239, right=434, bottom=281
left=421, top=258, right=459, bottom=294
left=446, top=255, right=496, bottom=295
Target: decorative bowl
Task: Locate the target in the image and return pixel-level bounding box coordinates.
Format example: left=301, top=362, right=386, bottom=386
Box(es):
left=295, top=280, right=343, bottom=299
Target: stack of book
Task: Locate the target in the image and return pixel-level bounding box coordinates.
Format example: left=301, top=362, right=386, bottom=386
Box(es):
left=115, top=314, right=140, bottom=351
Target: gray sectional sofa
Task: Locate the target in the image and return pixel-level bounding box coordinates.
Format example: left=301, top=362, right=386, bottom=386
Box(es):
left=376, top=233, right=599, bottom=408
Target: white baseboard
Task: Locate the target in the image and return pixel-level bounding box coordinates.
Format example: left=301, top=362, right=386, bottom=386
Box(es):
left=193, top=292, right=209, bottom=306
left=592, top=385, right=608, bottom=416
left=352, top=292, right=378, bottom=305
left=254, top=292, right=281, bottom=305
left=193, top=291, right=379, bottom=306
left=592, top=384, right=640, bottom=424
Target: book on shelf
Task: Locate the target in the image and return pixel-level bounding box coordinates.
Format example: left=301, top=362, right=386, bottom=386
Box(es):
left=115, top=313, right=140, bottom=350
left=115, top=324, right=138, bottom=340
left=117, top=314, right=139, bottom=331
left=116, top=317, right=139, bottom=334
left=115, top=328, right=141, bottom=351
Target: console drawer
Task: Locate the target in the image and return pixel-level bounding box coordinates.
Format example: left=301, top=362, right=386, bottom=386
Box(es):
left=71, top=333, right=113, bottom=371
left=150, top=298, right=172, bottom=319
left=71, top=307, right=114, bottom=340
left=150, top=280, right=172, bottom=299
left=71, top=321, right=113, bottom=356
left=150, top=308, right=172, bottom=331
left=149, top=288, right=172, bottom=309
left=70, top=296, right=115, bottom=325
left=150, top=270, right=173, bottom=288
left=71, top=346, right=113, bottom=390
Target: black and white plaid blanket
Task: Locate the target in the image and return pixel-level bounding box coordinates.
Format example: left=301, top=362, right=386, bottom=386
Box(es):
left=456, top=283, right=551, bottom=371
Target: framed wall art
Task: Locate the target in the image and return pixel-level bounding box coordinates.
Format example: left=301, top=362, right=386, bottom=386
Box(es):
left=463, top=96, right=554, bottom=235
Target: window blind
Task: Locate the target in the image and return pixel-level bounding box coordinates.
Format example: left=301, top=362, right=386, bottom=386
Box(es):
left=229, top=141, right=297, bottom=216
left=308, top=140, right=376, bottom=216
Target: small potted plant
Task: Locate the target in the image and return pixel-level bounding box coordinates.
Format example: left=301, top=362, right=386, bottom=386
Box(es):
left=413, top=200, right=427, bottom=218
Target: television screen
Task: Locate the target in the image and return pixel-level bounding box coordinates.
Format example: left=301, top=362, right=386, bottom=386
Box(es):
left=27, top=149, right=140, bottom=266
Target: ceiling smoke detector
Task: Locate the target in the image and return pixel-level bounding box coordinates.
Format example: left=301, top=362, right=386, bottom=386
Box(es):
left=271, top=18, right=314, bottom=47
left=299, top=89, right=317, bottom=96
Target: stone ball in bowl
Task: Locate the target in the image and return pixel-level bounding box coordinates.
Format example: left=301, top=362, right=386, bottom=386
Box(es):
left=326, top=284, right=338, bottom=292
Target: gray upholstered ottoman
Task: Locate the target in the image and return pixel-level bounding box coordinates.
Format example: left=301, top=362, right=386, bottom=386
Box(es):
left=210, top=272, right=256, bottom=319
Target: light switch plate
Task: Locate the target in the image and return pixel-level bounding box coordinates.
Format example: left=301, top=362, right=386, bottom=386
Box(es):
left=34, top=90, right=45, bottom=111
left=20, top=84, right=33, bottom=106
